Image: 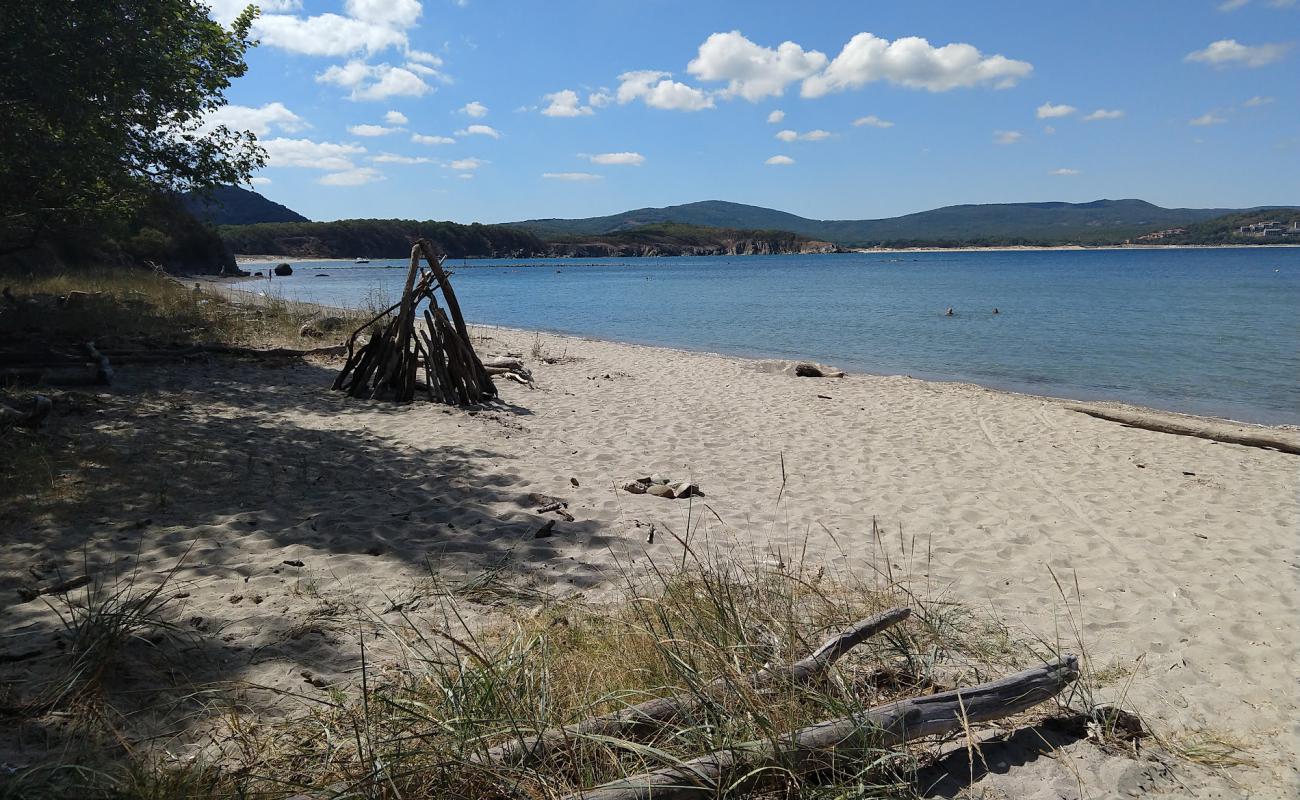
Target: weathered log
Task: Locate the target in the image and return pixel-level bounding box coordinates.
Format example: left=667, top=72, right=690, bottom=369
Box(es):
left=482, top=607, right=911, bottom=768
left=416, top=239, right=495, bottom=396
left=566, top=655, right=1079, bottom=800
left=84, top=341, right=113, bottom=385
left=1067, top=406, right=1300, bottom=456
left=0, top=395, right=52, bottom=429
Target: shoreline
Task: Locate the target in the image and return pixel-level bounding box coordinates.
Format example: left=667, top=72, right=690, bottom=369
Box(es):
left=194, top=276, right=1299, bottom=432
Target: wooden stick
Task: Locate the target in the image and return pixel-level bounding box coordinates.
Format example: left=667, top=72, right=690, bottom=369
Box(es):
left=565, top=655, right=1079, bottom=800
left=482, top=608, right=911, bottom=768
left=1067, top=406, right=1300, bottom=456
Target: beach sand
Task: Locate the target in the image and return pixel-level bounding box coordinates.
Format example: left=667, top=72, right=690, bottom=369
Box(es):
left=2, top=327, right=1296, bottom=796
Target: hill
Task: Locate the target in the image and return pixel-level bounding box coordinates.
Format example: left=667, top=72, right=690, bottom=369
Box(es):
left=545, top=223, right=837, bottom=256
left=513, top=199, right=1286, bottom=247
left=218, top=219, right=549, bottom=259
left=1139, top=208, right=1300, bottom=245
left=183, top=186, right=310, bottom=226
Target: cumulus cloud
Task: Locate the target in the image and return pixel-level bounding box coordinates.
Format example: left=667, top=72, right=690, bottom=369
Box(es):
left=254, top=13, right=408, bottom=57
left=767, top=109, right=785, bottom=123
left=319, top=166, right=385, bottom=186
left=203, top=102, right=307, bottom=136
left=776, top=129, right=831, bottom=141
left=1082, top=108, right=1124, bottom=121
left=588, top=90, right=613, bottom=108
left=1049, top=168, right=1080, bottom=176
left=344, top=0, right=421, bottom=27
left=764, top=155, right=795, bottom=165
left=1190, top=112, right=1227, bottom=126
left=249, top=176, right=273, bottom=186
left=802, top=33, right=1032, bottom=96
left=616, top=70, right=715, bottom=111
left=686, top=31, right=828, bottom=101
left=1244, top=95, right=1275, bottom=106
left=541, top=89, right=595, bottom=117
left=1185, top=39, right=1290, bottom=68
left=583, top=152, right=645, bottom=166
left=384, top=110, right=409, bottom=125
left=460, top=101, right=489, bottom=118
left=347, top=123, right=397, bottom=136
left=449, top=157, right=487, bottom=170
left=993, top=130, right=1023, bottom=144
left=262, top=138, right=366, bottom=170
left=1036, top=102, right=1076, bottom=119
left=456, top=124, right=501, bottom=139
left=852, top=114, right=894, bottom=128
left=370, top=153, right=433, bottom=164
left=205, top=0, right=301, bottom=27
left=318, top=61, right=433, bottom=101
left=542, top=172, right=602, bottom=181
left=411, top=133, right=455, bottom=145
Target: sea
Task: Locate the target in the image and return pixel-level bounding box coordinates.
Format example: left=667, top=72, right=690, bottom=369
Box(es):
left=239, top=247, right=1300, bottom=426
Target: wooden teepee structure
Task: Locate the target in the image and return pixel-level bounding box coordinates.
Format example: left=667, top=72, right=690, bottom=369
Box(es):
left=332, top=240, right=497, bottom=405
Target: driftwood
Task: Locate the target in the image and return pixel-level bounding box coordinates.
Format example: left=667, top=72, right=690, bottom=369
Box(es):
left=0, top=395, right=52, bottom=429
left=482, top=607, right=911, bottom=768
left=1067, top=405, right=1300, bottom=456
left=333, top=241, right=495, bottom=405
left=565, top=655, right=1079, bottom=800
left=84, top=341, right=113, bottom=385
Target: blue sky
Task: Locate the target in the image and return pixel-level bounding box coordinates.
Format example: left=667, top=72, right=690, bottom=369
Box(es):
left=204, top=0, right=1299, bottom=223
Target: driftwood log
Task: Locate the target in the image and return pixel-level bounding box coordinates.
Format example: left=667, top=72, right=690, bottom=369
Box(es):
left=482, top=607, right=911, bottom=768
left=333, top=240, right=495, bottom=405
left=1067, top=405, right=1300, bottom=456
left=565, top=655, right=1079, bottom=800
left=0, top=395, right=52, bottom=429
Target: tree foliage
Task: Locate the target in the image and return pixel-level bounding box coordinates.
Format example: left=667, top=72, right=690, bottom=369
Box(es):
left=0, top=0, right=264, bottom=252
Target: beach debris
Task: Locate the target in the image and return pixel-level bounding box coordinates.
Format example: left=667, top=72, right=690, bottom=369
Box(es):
left=1068, top=405, right=1300, bottom=456
left=333, top=240, right=496, bottom=405
left=0, top=394, right=52, bottom=429
left=274, top=263, right=293, bottom=276
left=570, top=477, right=580, bottom=487
left=282, top=559, right=305, bottom=568
left=16, top=573, right=91, bottom=603
left=481, top=356, right=535, bottom=387
left=793, top=361, right=845, bottom=378
left=534, top=519, right=556, bottom=539
left=622, top=475, right=704, bottom=498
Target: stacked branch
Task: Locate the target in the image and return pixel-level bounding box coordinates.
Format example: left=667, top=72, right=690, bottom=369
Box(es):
left=332, top=240, right=497, bottom=405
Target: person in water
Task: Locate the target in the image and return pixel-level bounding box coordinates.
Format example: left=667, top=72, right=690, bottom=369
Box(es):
left=945, top=307, right=954, bottom=316
left=992, top=308, right=999, bottom=315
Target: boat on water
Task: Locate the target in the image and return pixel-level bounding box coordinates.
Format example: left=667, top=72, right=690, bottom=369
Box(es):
left=354, top=257, right=370, bottom=264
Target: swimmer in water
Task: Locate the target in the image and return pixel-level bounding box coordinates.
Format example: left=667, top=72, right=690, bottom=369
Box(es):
left=945, top=307, right=954, bottom=316
left=992, top=307, right=999, bottom=315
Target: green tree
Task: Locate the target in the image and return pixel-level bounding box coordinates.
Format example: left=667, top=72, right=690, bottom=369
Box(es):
left=0, top=0, right=264, bottom=253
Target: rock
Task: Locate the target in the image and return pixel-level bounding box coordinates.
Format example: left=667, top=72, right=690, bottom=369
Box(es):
left=650, top=473, right=670, bottom=485
left=570, top=477, right=580, bottom=487
left=534, top=519, right=556, bottom=538
left=671, top=482, right=703, bottom=498
left=795, top=363, right=824, bottom=377
left=621, top=480, right=647, bottom=495
left=299, top=322, right=323, bottom=338
left=646, top=484, right=676, bottom=498
left=274, top=263, right=293, bottom=276
left=282, top=559, right=304, bottom=568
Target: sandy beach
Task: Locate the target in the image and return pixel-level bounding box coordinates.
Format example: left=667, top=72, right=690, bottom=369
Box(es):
left=2, top=325, right=1296, bottom=797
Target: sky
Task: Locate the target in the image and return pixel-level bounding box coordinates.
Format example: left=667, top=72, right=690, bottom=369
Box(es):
left=202, top=0, right=1300, bottom=224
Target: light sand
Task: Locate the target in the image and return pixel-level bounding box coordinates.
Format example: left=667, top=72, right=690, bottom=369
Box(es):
left=2, top=327, right=1296, bottom=796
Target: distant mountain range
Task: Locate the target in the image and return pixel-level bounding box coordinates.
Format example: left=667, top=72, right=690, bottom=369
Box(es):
left=513, top=199, right=1287, bottom=246
left=183, top=185, right=309, bottom=226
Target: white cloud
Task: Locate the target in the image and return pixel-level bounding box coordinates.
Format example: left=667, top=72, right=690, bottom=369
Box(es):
left=1190, top=112, right=1227, bottom=126
left=262, top=138, right=366, bottom=170
left=1082, top=108, right=1125, bottom=121
left=460, top=101, right=489, bottom=118
left=317, top=61, right=433, bottom=101
left=542, top=172, right=602, bottom=181
left=775, top=129, right=798, bottom=142
left=1244, top=95, right=1275, bottom=106
left=616, top=70, right=715, bottom=111
left=411, top=133, right=455, bottom=145
left=1036, top=102, right=1076, bottom=119
left=994, top=130, right=1023, bottom=144
left=203, top=102, right=308, bottom=136
left=1185, top=39, right=1290, bottom=68
left=583, top=152, right=645, bottom=166
left=457, top=173, right=474, bottom=180
left=449, top=157, right=487, bottom=170
left=405, top=49, right=443, bottom=66
left=456, top=124, right=501, bottom=139
left=206, top=0, right=301, bottom=27
left=686, top=31, right=828, bottom=101
left=344, top=0, right=421, bottom=27
left=347, top=123, right=397, bottom=136
left=370, top=153, right=434, bottom=164
left=249, top=176, right=273, bottom=186
left=319, top=166, right=386, bottom=186
left=254, top=13, right=407, bottom=57
left=767, top=109, right=785, bottom=123
left=1049, top=168, right=1080, bottom=176
left=765, top=155, right=795, bottom=165
left=541, top=89, right=595, bottom=117
left=853, top=114, right=894, bottom=128
left=588, top=90, right=613, bottom=108
left=402, top=61, right=442, bottom=77
left=776, top=129, right=830, bottom=142
left=802, top=33, right=1032, bottom=96
left=384, top=110, right=409, bottom=125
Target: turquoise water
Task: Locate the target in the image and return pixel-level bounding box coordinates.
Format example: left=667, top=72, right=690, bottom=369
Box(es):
left=244, top=248, right=1300, bottom=425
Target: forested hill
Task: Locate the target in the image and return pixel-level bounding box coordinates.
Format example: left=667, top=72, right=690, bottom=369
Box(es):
left=183, top=186, right=310, bottom=226
left=513, top=199, right=1281, bottom=246
left=218, top=219, right=550, bottom=258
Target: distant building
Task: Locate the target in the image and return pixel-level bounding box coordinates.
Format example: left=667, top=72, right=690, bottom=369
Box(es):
left=1136, top=228, right=1187, bottom=241
left=1237, top=220, right=1287, bottom=237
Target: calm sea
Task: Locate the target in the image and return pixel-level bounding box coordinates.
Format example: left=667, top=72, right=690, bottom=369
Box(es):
left=241, top=248, right=1300, bottom=425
